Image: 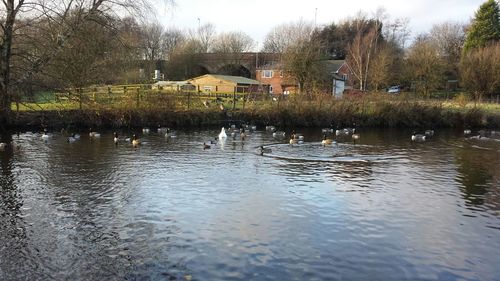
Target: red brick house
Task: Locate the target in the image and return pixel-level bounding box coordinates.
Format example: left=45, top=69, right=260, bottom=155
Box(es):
left=256, top=60, right=352, bottom=95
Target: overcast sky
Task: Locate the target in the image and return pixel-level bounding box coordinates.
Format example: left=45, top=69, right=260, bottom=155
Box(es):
left=155, top=0, right=484, bottom=49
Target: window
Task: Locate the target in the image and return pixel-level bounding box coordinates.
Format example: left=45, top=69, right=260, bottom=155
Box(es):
left=269, top=85, right=273, bottom=94
left=262, top=70, right=273, bottom=78
left=342, top=74, right=348, bottom=81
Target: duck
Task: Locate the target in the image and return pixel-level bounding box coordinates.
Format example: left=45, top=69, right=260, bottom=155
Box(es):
left=411, top=132, right=426, bottom=141
left=289, top=138, right=299, bottom=145
left=203, top=142, right=211, bottom=149
left=259, top=145, right=272, bottom=155
left=113, top=132, right=119, bottom=145
left=210, top=137, right=218, bottom=144
left=464, top=129, right=472, bottom=135
left=321, top=134, right=333, bottom=146
left=142, top=128, right=150, bottom=134
left=89, top=129, right=100, bottom=138
left=131, top=134, right=141, bottom=147
left=219, top=127, right=227, bottom=140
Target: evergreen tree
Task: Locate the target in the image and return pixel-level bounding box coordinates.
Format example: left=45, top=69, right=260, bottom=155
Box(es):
left=463, top=0, right=500, bottom=52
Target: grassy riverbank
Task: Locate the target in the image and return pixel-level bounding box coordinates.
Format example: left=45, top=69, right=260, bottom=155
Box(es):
left=7, top=93, right=500, bottom=130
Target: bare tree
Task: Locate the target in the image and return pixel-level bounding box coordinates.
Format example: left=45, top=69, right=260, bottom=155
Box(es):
left=460, top=43, right=500, bottom=103
left=163, top=27, right=185, bottom=60
left=211, top=31, right=255, bottom=53
left=346, top=15, right=383, bottom=91
left=0, top=0, right=173, bottom=126
left=404, top=36, right=445, bottom=98
left=140, top=23, right=167, bottom=61
left=429, top=21, right=466, bottom=79
left=187, top=23, right=216, bottom=53
left=262, top=20, right=314, bottom=53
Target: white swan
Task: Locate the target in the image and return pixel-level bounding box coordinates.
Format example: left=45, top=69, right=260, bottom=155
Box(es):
left=219, top=127, right=227, bottom=140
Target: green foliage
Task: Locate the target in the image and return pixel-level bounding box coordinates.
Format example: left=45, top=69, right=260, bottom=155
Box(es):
left=463, top=0, right=500, bottom=52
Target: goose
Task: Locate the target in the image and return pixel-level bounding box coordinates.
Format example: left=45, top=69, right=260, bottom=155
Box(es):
left=411, top=132, right=426, bottom=141
left=203, top=142, right=211, bottom=149
left=291, top=130, right=304, bottom=141
left=67, top=134, right=78, bottom=143
left=289, top=138, right=299, bottom=145
left=265, top=125, right=276, bottom=132
left=273, top=131, right=286, bottom=138
left=352, top=133, right=360, bottom=144
left=322, top=123, right=335, bottom=134
left=219, top=127, right=227, bottom=140
left=424, top=130, right=434, bottom=136
left=0, top=142, right=6, bottom=150
left=89, top=129, right=100, bottom=138
left=240, top=128, right=246, bottom=141
left=131, top=134, right=141, bottom=147
left=113, top=132, right=119, bottom=145
left=164, top=128, right=176, bottom=138
left=157, top=125, right=169, bottom=133
left=259, top=145, right=272, bottom=154
left=41, top=130, right=50, bottom=141
left=321, top=134, right=333, bottom=146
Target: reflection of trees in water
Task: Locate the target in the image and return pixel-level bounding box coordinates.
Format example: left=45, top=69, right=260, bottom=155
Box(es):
left=455, top=145, right=499, bottom=209
left=0, top=133, right=34, bottom=278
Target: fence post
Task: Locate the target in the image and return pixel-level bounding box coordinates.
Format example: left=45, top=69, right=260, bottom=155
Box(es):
left=79, top=88, right=83, bottom=110
left=136, top=88, right=140, bottom=108
left=232, top=87, right=236, bottom=110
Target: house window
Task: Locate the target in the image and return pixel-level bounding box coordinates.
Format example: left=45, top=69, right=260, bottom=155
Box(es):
left=342, top=74, right=348, bottom=81
left=203, top=86, right=213, bottom=92
left=262, top=70, right=273, bottom=78
left=269, top=85, right=273, bottom=94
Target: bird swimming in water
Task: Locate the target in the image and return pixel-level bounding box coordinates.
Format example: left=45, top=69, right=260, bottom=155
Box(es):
left=219, top=127, right=227, bottom=140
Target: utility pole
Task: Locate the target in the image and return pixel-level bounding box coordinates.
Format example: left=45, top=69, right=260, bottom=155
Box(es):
left=314, top=8, right=317, bottom=27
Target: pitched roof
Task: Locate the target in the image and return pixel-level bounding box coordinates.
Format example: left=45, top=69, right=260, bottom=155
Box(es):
left=191, top=74, right=262, bottom=85
left=323, top=60, right=346, bottom=73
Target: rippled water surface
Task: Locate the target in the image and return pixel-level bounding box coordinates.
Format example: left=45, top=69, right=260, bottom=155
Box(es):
left=1, top=128, right=499, bottom=280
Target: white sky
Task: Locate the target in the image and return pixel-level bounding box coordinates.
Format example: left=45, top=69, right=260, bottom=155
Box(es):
left=155, top=0, right=484, bottom=49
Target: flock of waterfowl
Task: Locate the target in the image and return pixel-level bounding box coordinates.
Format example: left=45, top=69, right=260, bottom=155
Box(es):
left=0, top=123, right=497, bottom=153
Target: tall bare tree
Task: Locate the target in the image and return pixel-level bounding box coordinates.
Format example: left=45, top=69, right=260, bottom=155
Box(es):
left=346, top=16, right=383, bottom=91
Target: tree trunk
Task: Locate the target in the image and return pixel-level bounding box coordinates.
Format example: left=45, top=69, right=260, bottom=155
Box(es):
left=0, top=0, right=21, bottom=129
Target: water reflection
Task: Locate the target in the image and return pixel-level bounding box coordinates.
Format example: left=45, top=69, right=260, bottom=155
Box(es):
left=0, top=128, right=499, bottom=280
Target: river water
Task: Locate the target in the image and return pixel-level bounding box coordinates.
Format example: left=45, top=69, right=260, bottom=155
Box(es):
left=0, top=128, right=499, bottom=281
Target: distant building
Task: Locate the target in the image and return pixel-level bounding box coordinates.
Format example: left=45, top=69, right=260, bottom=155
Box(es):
left=152, top=80, right=195, bottom=91
left=256, top=60, right=353, bottom=96
left=188, top=74, right=263, bottom=93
